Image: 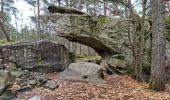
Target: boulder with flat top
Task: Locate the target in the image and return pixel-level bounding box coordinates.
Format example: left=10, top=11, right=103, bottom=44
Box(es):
left=59, top=62, right=105, bottom=83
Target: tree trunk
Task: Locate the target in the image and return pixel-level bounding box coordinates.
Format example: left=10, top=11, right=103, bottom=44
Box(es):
left=65, top=0, right=69, bottom=6
left=103, top=0, right=107, bottom=15
left=127, top=0, right=140, bottom=80
left=115, top=2, right=118, bottom=15
left=58, top=0, right=61, bottom=6
left=125, top=5, right=128, bottom=17
left=0, top=20, right=10, bottom=41
left=93, top=2, right=97, bottom=15
left=37, top=0, right=41, bottom=40
left=14, top=14, right=19, bottom=40
left=43, top=0, right=48, bottom=35
left=149, top=0, right=166, bottom=91
left=137, top=0, right=147, bottom=81
left=77, top=0, right=82, bottom=10
left=0, top=0, right=10, bottom=41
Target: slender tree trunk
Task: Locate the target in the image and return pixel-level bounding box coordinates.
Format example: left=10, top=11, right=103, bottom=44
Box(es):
left=125, top=5, right=128, bottom=17
left=103, top=0, right=107, bottom=15
left=58, top=0, right=61, bottom=6
left=37, top=0, right=41, bottom=40
left=93, top=2, right=97, bottom=15
left=77, top=0, right=82, bottom=10
left=0, top=20, right=10, bottom=41
left=43, top=0, right=48, bottom=35
left=65, top=0, right=69, bottom=6
left=137, top=0, right=147, bottom=81
left=72, top=42, right=77, bottom=54
left=149, top=0, right=166, bottom=91
left=14, top=14, right=19, bottom=40
left=1, top=0, right=3, bottom=16
left=115, top=2, right=118, bottom=15
left=128, top=0, right=140, bottom=80
left=33, top=6, right=38, bottom=39
left=79, top=44, right=82, bottom=55
left=0, top=0, right=10, bottom=41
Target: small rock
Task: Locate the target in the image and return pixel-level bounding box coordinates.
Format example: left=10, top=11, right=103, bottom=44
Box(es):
left=27, top=80, right=36, bottom=86
left=23, top=70, right=29, bottom=75
left=33, top=73, right=46, bottom=80
left=10, top=70, right=23, bottom=78
left=44, top=80, right=59, bottom=90
left=17, top=84, right=32, bottom=93
left=15, top=78, right=24, bottom=84
left=28, top=95, right=41, bottom=100
left=37, top=78, right=48, bottom=87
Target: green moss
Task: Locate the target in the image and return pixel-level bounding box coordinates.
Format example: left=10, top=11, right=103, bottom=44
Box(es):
left=0, top=39, right=15, bottom=45
left=91, top=15, right=112, bottom=35
left=76, top=54, right=86, bottom=58
left=97, top=15, right=111, bottom=25
left=0, top=39, right=8, bottom=44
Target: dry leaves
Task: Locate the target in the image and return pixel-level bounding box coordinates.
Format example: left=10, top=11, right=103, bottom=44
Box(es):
left=13, top=73, right=170, bottom=100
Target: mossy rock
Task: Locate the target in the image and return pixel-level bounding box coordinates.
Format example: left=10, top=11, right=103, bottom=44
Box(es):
left=166, top=32, right=170, bottom=41
left=0, top=39, right=15, bottom=46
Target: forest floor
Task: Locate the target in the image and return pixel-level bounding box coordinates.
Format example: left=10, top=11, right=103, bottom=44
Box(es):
left=12, top=72, right=170, bottom=100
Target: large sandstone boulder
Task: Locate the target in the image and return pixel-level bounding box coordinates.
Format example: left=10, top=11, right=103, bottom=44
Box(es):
left=48, top=6, right=125, bottom=58
left=0, top=40, right=75, bottom=72
left=48, top=6, right=153, bottom=74
left=59, top=62, right=105, bottom=83
left=47, top=6, right=137, bottom=68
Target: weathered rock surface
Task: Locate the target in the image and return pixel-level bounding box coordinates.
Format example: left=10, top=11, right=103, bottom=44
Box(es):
left=47, top=6, right=153, bottom=77
left=12, top=71, right=48, bottom=87
left=0, top=40, right=75, bottom=72
left=0, top=70, right=9, bottom=94
left=59, top=62, right=105, bottom=83
left=44, top=80, right=59, bottom=90
left=48, top=6, right=125, bottom=58
left=47, top=6, right=138, bottom=70
left=0, top=89, right=17, bottom=100
left=16, top=84, right=32, bottom=93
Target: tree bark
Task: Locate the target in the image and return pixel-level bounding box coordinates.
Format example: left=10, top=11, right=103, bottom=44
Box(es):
left=77, top=0, right=82, bottom=10
left=127, top=0, right=140, bottom=80
left=37, top=0, right=41, bottom=40
left=65, top=0, right=69, bottom=6
left=149, top=0, right=166, bottom=91
left=0, top=20, right=10, bottom=41
left=58, top=0, right=61, bottom=6
left=103, top=0, right=107, bottom=15
left=137, top=0, right=147, bottom=81
left=0, top=0, right=10, bottom=41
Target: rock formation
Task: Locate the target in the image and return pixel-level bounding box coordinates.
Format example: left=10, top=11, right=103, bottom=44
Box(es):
left=48, top=6, right=135, bottom=66
left=0, top=40, right=75, bottom=72
left=59, top=62, right=105, bottom=83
